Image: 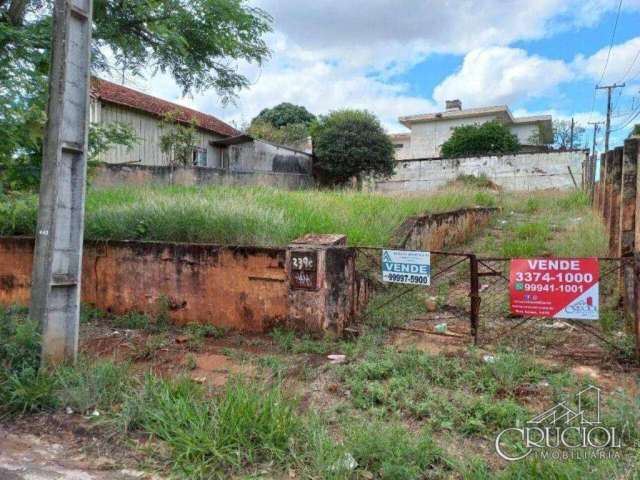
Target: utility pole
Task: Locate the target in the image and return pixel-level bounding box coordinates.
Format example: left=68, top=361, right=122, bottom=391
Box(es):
left=570, top=117, right=575, bottom=150
left=588, top=121, right=604, bottom=156
left=596, top=83, right=625, bottom=153
left=30, top=0, right=93, bottom=365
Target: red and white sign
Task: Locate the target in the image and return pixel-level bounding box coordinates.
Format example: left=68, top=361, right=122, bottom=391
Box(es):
left=509, top=258, right=599, bottom=320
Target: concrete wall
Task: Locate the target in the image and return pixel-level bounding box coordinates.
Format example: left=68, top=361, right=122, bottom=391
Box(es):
left=0, top=237, right=289, bottom=332
left=224, top=139, right=313, bottom=175
left=391, top=207, right=497, bottom=251
left=374, top=150, right=587, bottom=192
left=408, top=113, right=500, bottom=158
left=92, top=163, right=315, bottom=190
left=91, top=101, right=225, bottom=167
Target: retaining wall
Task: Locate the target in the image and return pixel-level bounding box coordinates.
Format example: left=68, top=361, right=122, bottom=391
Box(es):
left=374, top=150, right=587, bottom=193
left=0, top=208, right=496, bottom=334
left=391, top=207, right=497, bottom=251
left=92, top=164, right=315, bottom=190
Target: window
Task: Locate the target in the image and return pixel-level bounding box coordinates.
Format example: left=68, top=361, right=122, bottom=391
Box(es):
left=393, top=144, right=404, bottom=149
left=193, top=147, right=207, bottom=167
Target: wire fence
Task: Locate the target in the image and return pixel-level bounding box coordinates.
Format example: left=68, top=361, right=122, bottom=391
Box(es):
left=353, top=247, right=633, bottom=359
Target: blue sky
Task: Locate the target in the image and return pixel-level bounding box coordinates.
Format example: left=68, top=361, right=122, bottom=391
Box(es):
left=135, top=0, right=640, bottom=151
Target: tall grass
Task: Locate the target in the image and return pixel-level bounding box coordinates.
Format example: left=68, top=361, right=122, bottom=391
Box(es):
left=0, top=185, right=496, bottom=246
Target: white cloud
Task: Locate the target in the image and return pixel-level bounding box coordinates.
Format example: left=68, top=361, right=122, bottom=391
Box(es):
left=113, top=1, right=640, bottom=134
left=574, top=36, right=640, bottom=84
left=433, top=47, right=573, bottom=108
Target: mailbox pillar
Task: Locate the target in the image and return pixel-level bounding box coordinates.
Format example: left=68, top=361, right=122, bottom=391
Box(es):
left=286, top=234, right=355, bottom=336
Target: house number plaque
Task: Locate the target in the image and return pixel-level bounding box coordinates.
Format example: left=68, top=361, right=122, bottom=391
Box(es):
left=290, top=251, right=318, bottom=290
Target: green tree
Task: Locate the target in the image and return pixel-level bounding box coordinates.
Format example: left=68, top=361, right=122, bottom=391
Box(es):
left=1, top=122, right=137, bottom=192
left=158, top=111, right=199, bottom=168
left=441, top=121, right=521, bottom=158
left=311, top=110, right=395, bottom=186
left=629, top=124, right=640, bottom=138
left=254, top=103, right=315, bottom=128
left=247, top=120, right=309, bottom=147
left=0, top=0, right=272, bottom=190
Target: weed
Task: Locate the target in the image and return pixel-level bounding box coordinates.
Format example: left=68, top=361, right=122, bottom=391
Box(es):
left=133, top=334, right=168, bottom=360
left=0, top=185, right=497, bottom=247
left=116, top=376, right=302, bottom=479
left=184, top=353, right=197, bottom=370
left=55, top=359, right=131, bottom=414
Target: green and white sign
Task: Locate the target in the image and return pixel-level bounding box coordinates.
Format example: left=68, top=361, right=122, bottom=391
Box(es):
left=382, top=250, right=431, bottom=285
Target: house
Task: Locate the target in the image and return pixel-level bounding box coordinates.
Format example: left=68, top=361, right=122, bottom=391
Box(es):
left=89, top=78, right=314, bottom=179
left=391, top=100, right=553, bottom=160
left=90, top=78, right=238, bottom=167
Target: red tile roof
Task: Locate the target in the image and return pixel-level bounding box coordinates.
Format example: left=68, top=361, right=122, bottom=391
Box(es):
left=91, top=78, right=239, bottom=137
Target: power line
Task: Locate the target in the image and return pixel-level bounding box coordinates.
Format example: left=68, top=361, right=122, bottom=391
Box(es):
left=597, top=0, right=624, bottom=86
left=596, top=82, right=626, bottom=151
left=588, top=0, right=625, bottom=124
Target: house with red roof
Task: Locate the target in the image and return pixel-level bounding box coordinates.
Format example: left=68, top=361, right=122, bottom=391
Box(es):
left=90, top=78, right=239, bottom=168
left=89, top=78, right=313, bottom=179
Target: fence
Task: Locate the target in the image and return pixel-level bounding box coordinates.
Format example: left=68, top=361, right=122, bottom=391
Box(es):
left=584, top=137, right=640, bottom=358
left=352, top=248, right=635, bottom=360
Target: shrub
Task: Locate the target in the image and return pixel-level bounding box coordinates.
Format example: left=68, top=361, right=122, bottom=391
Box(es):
left=441, top=121, right=520, bottom=158
left=311, top=110, right=395, bottom=186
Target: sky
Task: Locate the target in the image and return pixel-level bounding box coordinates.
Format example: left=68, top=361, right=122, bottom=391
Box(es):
left=121, top=0, right=640, bottom=151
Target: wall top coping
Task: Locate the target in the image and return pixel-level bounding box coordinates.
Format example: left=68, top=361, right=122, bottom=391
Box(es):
left=290, top=234, right=347, bottom=247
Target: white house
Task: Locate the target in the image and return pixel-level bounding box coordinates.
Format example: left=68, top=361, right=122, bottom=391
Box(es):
left=391, top=100, right=553, bottom=160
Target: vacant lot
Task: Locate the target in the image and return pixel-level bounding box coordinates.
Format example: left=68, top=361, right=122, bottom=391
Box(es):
left=0, top=186, right=636, bottom=479
left=0, top=184, right=496, bottom=246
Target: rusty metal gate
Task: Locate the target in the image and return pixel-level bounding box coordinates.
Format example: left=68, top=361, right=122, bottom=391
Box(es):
left=353, top=247, right=633, bottom=357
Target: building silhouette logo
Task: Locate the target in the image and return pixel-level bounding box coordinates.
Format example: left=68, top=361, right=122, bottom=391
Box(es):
left=495, top=386, right=623, bottom=461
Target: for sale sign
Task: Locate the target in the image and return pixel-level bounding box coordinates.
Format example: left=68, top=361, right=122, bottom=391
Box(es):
left=382, top=250, right=431, bottom=285
left=509, top=258, right=599, bottom=320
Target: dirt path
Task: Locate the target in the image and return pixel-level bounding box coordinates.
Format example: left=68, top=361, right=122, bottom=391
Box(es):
left=0, top=426, right=153, bottom=480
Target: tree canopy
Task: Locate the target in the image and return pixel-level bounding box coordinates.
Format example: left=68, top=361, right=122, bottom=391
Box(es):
left=553, top=120, right=585, bottom=150
left=441, top=121, right=520, bottom=158
left=253, top=103, right=315, bottom=128
left=311, top=110, right=395, bottom=186
left=0, top=0, right=272, bottom=191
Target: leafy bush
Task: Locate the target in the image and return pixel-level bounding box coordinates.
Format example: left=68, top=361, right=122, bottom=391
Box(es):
left=311, top=110, right=395, bottom=186
left=441, top=121, right=520, bottom=158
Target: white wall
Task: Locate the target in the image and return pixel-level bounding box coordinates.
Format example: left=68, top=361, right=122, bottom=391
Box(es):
left=374, top=151, right=587, bottom=192
left=408, top=113, right=499, bottom=158
left=510, top=123, right=540, bottom=145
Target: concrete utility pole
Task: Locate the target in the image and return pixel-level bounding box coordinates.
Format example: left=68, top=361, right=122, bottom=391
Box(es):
left=589, top=121, right=604, bottom=156
left=596, top=83, right=625, bottom=153
left=30, top=0, right=93, bottom=365
left=570, top=117, right=575, bottom=150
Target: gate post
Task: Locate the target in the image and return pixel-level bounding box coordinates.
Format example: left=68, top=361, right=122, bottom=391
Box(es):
left=469, top=254, right=480, bottom=345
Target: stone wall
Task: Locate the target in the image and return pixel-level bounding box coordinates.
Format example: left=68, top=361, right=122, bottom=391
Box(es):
left=373, top=150, right=587, bottom=192
left=391, top=207, right=497, bottom=251
left=92, top=163, right=315, bottom=190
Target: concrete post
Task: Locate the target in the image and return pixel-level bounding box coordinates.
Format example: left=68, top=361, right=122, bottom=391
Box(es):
left=30, top=0, right=93, bottom=365
left=602, top=151, right=614, bottom=223
left=608, top=148, right=623, bottom=256
left=620, top=140, right=638, bottom=317
left=597, top=153, right=607, bottom=215
left=286, top=234, right=356, bottom=336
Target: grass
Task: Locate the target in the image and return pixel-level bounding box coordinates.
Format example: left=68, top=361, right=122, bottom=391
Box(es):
left=1, top=305, right=639, bottom=478
left=0, top=184, right=497, bottom=246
